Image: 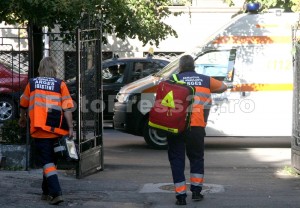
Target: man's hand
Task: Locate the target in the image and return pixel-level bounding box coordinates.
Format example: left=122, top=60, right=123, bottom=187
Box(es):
left=69, top=128, right=74, bottom=138
left=64, top=110, right=74, bottom=138
left=19, top=117, right=26, bottom=128
left=19, top=108, right=27, bottom=128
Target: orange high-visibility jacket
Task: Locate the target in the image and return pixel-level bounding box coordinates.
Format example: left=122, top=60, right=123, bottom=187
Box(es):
left=174, top=71, right=225, bottom=127
left=20, top=77, right=74, bottom=136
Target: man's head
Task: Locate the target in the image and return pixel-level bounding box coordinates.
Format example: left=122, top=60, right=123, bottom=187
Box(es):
left=38, top=57, right=57, bottom=77
left=118, top=64, right=126, bottom=73
left=109, top=65, right=119, bottom=75
left=179, top=55, right=195, bottom=72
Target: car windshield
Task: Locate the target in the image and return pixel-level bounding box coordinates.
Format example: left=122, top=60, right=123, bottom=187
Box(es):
left=153, top=46, right=230, bottom=79
left=154, top=58, right=180, bottom=78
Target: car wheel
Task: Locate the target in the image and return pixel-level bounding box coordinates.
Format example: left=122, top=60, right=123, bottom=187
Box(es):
left=143, top=118, right=168, bottom=150
left=0, top=97, right=16, bottom=122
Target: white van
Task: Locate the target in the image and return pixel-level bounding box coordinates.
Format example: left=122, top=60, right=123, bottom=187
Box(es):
left=113, top=7, right=300, bottom=149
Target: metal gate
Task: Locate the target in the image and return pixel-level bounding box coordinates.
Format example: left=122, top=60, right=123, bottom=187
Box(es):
left=0, top=27, right=29, bottom=124
left=75, top=27, right=103, bottom=178
left=291, top=22, right=300, bottom=173
left=0, top=23, right=103, bottom=175
left=30, top=26, right=104, bottom=178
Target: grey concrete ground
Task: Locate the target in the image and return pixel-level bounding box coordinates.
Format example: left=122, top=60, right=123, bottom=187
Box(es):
left=1, top=129, right=300, bottom=208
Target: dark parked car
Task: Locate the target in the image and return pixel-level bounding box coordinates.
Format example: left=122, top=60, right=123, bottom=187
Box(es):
left=67, top=56, right=170, bottom=123
left=0, top=62, right=28, bottom=122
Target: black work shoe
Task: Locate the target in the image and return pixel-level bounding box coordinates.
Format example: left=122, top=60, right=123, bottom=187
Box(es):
left=41, top=194, right=50, bottom=201
left=48, top=195, right=64, bottom=205
left=192, top=191, right=204, bottom=201
left=176, top=198, right=187, bottom=205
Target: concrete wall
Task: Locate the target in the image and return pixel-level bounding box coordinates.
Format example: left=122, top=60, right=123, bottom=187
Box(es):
left=103, top=1, right=245, bottom=57
left=0, top=23, right=28, bottom=51
left=0, top=1, right=245, bottom=59
left=0, top=144, right=28, bottom=170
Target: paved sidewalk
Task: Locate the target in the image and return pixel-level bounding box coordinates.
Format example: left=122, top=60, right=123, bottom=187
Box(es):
left=1, top=167, right=300, bottom=208
left=0, top=168, right=186, bottom=208
left=1, top=134, right=300, bottom=207
left=1, top=169, right=224, bottom=208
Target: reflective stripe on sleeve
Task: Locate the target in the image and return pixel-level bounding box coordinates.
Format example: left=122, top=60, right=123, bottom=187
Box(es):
left=20, top=94, right=30, bottom=101
left=194, top=92, right=211, bottom=98
left=62, top=95, right=72, bottom=100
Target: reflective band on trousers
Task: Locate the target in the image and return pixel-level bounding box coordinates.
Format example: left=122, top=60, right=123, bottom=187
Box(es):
left=43, top=163, right=58, bottom=178
left=190, top=173, right=204, bottom=186
left=174, top=181, right=187, bottom=195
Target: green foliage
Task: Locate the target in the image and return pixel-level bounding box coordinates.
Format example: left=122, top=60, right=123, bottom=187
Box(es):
left=169, top=0, right=191, bottom=6
left=1, top=119, right=26, bottom=144
left=0, top=0, right=178, bottom=46
left=282, top=166, right=300, bottom=176
left=224, top=0, right=300, bottom=12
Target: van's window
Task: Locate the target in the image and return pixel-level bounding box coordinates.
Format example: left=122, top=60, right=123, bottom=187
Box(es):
left=102, top=63, right=127, bottom=84
left=131, top=61, right=163, bottom=81
left=154, top=57, right=180, bottom=78
left=115, top=64, right=126, bottom=83
left=195, top=50, right=236, bottom=81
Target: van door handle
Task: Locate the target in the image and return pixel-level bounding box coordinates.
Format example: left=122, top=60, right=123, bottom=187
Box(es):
left=241, top=91, right=250, bottom=97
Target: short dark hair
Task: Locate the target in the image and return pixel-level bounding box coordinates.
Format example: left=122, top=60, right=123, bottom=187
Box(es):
left=179, top=55, right=195, bottom=72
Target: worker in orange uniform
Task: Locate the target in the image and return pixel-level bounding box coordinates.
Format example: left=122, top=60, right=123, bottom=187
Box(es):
left=19, top=57, right=74, bottom=205
left=167, top=55, right=228, bottom=205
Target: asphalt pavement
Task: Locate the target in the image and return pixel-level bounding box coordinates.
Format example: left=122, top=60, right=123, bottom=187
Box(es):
left=1, top=129, right=300, bottom=208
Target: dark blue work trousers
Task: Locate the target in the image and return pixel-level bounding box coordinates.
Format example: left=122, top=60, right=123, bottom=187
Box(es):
left=167, top=127, right=205, bottom=197
left=34, top=138, right=62, bottom=197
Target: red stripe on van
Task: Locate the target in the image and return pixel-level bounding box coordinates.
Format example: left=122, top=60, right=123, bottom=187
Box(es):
left=142, top=83, right=292, bottom=94
left=256, top=24, right=279, bottom=28
left=213, top=36, right=292, bottom=44
left=231, top=83, right=293, bottom=92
